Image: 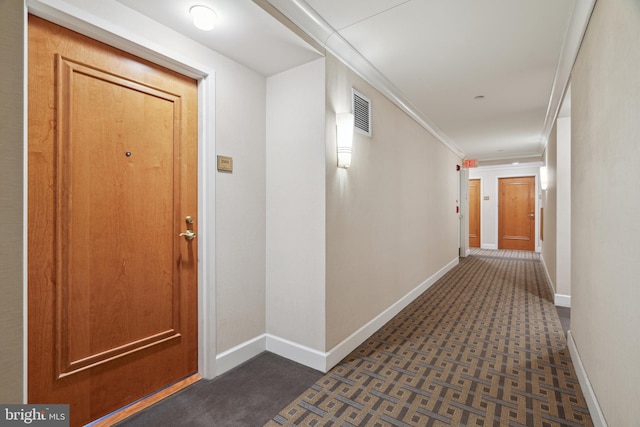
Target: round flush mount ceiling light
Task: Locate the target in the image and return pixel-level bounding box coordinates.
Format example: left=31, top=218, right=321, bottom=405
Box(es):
left=190, top=5, right=217, bottom=31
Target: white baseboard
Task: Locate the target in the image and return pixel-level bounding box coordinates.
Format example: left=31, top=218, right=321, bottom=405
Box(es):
left=554, top=294, right=571, bottom=307
left=215, top=334, right=266, bottom=376
left=539, top=253, right=556, bottom=295
left=215, top=334, right=328, bottom=375
left=567, top=331, right=608, bottom=427
left=266, top=334, right=328, bottom=372
left=324, top=256, right=459, bottom=371
left=481, top=244, right=497, bottom=250
left=214, top=257, right=460, bottom=375
left=540, top=255, right=571, bottom=308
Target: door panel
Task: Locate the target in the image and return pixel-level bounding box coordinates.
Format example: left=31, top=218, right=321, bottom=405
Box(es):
left=468, top=179, right=481, bottom=248
left=28, top=16, right=198, bottom=426
left=498, top=176, right=535, bottom=251
left=57, top=56, right=182, bottom=376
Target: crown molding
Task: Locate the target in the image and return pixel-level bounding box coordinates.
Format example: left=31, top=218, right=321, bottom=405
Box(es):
left=264, top=0, right=466, bottom=159
left=540, top=0, right=597, bottom=153
left=474, top=161, right=544, bottom=172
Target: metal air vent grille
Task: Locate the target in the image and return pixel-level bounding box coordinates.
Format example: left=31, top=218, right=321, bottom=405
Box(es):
left=353, top=89, right=371, bottom=137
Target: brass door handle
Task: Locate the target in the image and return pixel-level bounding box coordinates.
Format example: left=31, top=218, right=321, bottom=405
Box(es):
left=179, top=230, right=196, bottom=241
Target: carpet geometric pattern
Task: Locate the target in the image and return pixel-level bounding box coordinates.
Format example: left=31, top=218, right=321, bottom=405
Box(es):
left=266, top=251, right=593, bottom=426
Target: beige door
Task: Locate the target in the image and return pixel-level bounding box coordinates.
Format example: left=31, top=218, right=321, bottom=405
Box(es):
left=498, top=176, right=535, bottom=251
left=28, top=16, right=198, bottom=427
left=468, top=179, right=481, bottom=248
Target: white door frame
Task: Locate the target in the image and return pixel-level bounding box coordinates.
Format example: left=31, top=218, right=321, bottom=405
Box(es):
left=24, top=0, right=218, bottom=397
left=459, top=167, right=469, bottom=257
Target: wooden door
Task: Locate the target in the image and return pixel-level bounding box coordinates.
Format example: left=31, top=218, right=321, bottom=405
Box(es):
left=468, top=179, right=481, bottom=248
left=28, top=16, right=198, bottom=426
left=498, top=176, right=535, bottom=251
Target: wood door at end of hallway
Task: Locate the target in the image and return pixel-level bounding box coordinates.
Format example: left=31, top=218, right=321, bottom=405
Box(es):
left=28, top=16, right=198, bottom=427
left=468, top=179, right=481, bottom=248
left=498, top=176, right=536, bottom=251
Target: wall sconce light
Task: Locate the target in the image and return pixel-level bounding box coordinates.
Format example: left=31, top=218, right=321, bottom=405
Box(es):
left=540, top=166, right=548, bottom=190
left=336, top=113, right=354, bottom=168
left=190, top=5, right=217, bottom=31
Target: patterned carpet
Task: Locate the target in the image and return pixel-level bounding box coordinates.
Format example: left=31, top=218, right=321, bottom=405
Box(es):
left=265, top=250, right=592, bottom=427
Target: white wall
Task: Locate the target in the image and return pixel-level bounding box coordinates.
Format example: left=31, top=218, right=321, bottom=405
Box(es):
left=325, top=54, right=461, bottom=351
left=266, top=59, right=327, bottom=352
left=468, top=165, right=541, bottom=251
left=214, top=60, right=267, bottom=355
left=541, top=127, right=557, bottom=293
left=539, top=115, right=572, bottom=306
left=571, top=0, right=640, bottom=424
left=555, top=117, right=571, bottom=300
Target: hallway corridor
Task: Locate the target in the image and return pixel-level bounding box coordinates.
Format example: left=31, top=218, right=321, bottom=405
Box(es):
left=116, top=250, right=589, bottom=427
